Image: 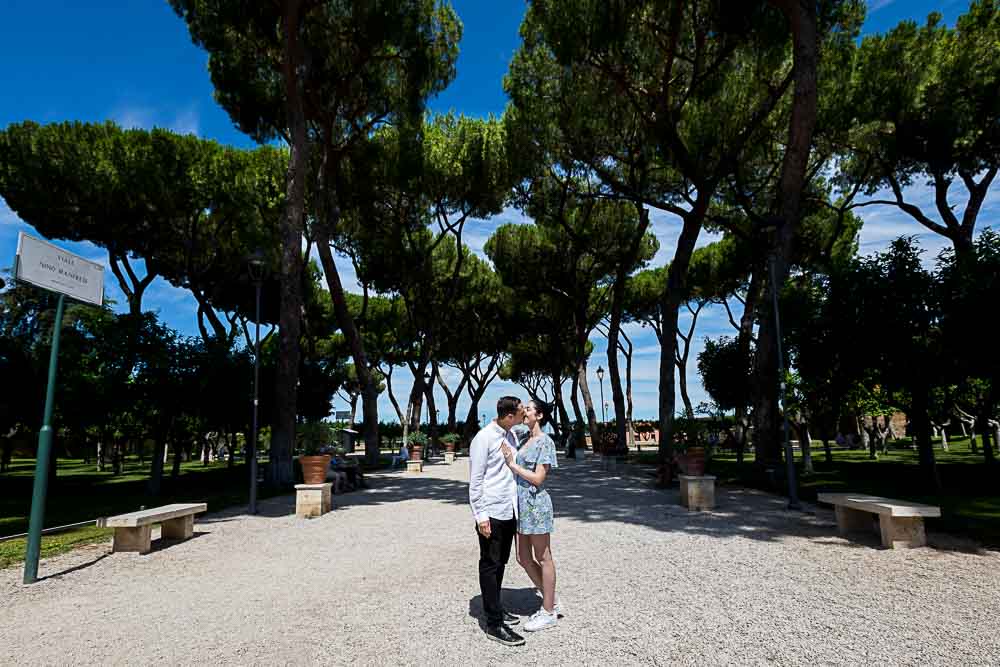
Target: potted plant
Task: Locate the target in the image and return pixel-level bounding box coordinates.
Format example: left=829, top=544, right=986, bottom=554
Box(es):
left=439, top=432, right=460, bottom=454
left=407, top=431, right=428, bottom=462
left=297, top=422, right=331, bottom=485
left=674, top=437, right=706, bottom=476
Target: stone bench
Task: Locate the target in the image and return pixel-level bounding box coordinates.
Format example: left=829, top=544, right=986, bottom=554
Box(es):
left=818, top=493, right=940, bottom=549
left=679, top=475, right=716, bottom=511
left=105, top=503, right=207, bottom=554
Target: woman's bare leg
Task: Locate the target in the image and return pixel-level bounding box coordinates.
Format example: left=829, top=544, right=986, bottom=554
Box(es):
left=516, top=532, right=544, bottom=592
left=530, top=533, right=556, bottom=613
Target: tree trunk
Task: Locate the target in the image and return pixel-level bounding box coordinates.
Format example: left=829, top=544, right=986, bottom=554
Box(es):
left=977, top=411, right=996, bottom=465
left=911, top=388, right=941, bottom=491
left=734, top=269, right=762, bottom=467
left=424, top=379, right=438, bottom=455
left=607, top=208, right=649, bottom=451
left=149, top=439, right=165, bottom=496
left=797, top=422, right=814, bottom=475
left=435, top=363, right=466, bottom=433
left=658, top=202, right=708, bottom=480
left=268, top=0, right=309, bottom=490
left=677, top=358, right=695, bottom=420
left=171, top=439, right=182, bottom=479
left=623, top=335, right=634, bottom=452
left=822, top=437, right=832, bottom=464
left=314, top=230, right=381, bottom=467
left=384, top=366, right=406, bottom=425
left=361, top=383, right=380, bottom=464
left=577, top=359, right=600, bottom=449
left=551, top=373, right=570, bottom=439
left=349, top=393, right=359, bottom=425
left=567, top=368, right=584, bottom=459
left=752, top=0, right=819, bottom=468
left=462, top=394, right=485, bottom=444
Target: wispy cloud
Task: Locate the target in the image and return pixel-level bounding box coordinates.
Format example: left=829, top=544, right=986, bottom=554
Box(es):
left=111, top=103, right=201, bottom=136
left=868, top=0, right=897, bottom=12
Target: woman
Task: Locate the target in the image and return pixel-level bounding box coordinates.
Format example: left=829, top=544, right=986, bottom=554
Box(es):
left=501, top=399, right=560, bottom=632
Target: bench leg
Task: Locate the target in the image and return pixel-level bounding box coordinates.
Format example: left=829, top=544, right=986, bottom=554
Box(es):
left=879, top=515, right=926, bottom=549
left=161, top=515, right=194, bottom=540
left=835, top=506, right=875, bottom=535
left=113, top=526, right=152, bottom=554
left=679, top=477, right=689, bottom=508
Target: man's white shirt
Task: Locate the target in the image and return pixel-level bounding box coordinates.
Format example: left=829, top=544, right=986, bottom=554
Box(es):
left=468, top=421, right=519, bottom=523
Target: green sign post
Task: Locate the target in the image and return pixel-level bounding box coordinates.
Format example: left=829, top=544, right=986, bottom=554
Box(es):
left=14, top=232, right=104, bottom=584
left=23, top=293, right=65, bottom=584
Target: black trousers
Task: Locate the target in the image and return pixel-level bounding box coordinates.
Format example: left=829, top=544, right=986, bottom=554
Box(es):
left=477, top=516, right=516, bottom=628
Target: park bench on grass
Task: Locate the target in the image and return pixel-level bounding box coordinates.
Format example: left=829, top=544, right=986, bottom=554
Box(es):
left=818, top=493, right=940, bottom=549
left=105, top=503, right=207, bottom=554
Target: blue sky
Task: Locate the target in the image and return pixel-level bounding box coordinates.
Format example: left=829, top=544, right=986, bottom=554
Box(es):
left=1, top=1, right=994, bottom=425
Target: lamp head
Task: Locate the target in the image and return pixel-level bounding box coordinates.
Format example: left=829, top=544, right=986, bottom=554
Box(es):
left=596, top=365, right=605, bottom=381
left=247, top=248, right=266, bottom=281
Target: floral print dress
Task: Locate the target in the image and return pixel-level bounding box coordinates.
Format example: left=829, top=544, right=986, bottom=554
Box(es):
left=515, top=433, right=558, bottom=534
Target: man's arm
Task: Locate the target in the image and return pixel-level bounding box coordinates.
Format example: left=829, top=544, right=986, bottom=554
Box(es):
left=468, top=433, right=489, bottom=524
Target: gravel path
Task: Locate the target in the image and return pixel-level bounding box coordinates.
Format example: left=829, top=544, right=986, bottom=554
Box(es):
left=2, top=454, right=999, bottom=666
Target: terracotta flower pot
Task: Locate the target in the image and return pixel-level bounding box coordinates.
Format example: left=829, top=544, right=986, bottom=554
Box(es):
left=300, top=455, right=331, bottom=484
left=685, top=446, right=706, bottom=476
left=444, top=441, right=456, bottom=453
left=411, top=445, right=424, bottom=462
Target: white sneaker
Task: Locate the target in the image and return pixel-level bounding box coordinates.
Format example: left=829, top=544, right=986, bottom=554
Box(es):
left=553, top=600, right=564, bottom=617
left=524, top=609, right=558, bottom=632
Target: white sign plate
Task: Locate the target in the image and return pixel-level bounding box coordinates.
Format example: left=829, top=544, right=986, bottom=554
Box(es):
left=15, top=232, right=105, bottom=306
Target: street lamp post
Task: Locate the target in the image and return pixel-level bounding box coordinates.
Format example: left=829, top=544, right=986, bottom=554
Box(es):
left=596, top=365, right=606, bottom=424
left=763, top=226, right=801, bottom=511
left=247, top=249, right=265, bottom=515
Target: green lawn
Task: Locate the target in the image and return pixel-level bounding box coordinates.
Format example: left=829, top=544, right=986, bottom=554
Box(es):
left=0, top=451, right=397, bottom=569
left=633, top=437, right=1000, bottom=547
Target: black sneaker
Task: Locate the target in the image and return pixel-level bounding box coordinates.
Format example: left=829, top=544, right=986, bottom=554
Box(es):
left=503, top=610, right=520, bottom=626
left=485, top=623, right=525, bottom=646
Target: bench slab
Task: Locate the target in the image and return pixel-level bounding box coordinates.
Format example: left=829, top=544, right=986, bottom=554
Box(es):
left=108, top=503, right=207, bottom=554
left=819, top=493, right=938, bottom=549
left=105, top=503, right=208, bottom=528
left=817, top=493, right=940, bottom=518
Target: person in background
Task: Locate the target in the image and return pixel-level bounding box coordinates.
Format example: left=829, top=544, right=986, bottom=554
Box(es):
left=391, top=441, right=409, bottom=469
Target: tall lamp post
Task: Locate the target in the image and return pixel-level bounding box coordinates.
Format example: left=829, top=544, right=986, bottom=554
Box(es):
left=247, top=249, right=265, bottom=515
left=763, top=222, right=801, bottom=511
left=596, top=365, right=606, bottom=424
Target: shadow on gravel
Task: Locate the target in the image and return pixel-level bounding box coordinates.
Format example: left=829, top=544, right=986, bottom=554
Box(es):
left=343, top=456, right=844, bottom=547
left=194, top=455, right=972, bottom=553
left=468, top=587, right=542, bottom=626
left=38, top=552, right=111, bottom=582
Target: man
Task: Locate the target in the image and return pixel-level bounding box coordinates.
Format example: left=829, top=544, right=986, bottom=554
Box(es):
left=469, top=396, right=525, bottom=646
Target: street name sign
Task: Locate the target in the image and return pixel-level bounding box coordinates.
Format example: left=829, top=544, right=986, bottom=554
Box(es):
left=15, top=232, right=104, bottom=306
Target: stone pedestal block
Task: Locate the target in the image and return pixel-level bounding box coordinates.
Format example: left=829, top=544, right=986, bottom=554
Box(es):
left=161, top=515, right=194, bottom=540
left=113, top=526, right=152, bottom=554
left=879, top=515, right=927, bottom=549
left=406, top=459, right=424, bottom=473
left=295, top=483, right=333, bottom=518
left=835, top=505, right=876, bottom=534
left=679, top=475, right=716, bottom=511
left=444, top=451, right=455, bottom=464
